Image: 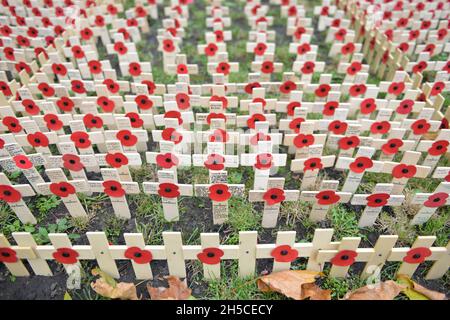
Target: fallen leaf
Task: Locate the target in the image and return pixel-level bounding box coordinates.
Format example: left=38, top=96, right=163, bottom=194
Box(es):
left=301, top=282, right=332, bottom=300
left=397, top=274, right=446, bottom=300
left=343, top=280, right=404, bottom=300
left=90, top=268, right=138, bottom=300
left=257, top=270, right=322, bottom=300
left=147, top=275, right=192, bottom=300
left=63, top=291, right=72, bottom=300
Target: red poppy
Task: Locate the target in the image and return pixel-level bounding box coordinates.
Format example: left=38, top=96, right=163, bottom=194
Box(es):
left=3, top=47, right=14, bottom=61
left=176, top=64, right=188, bottom=74
left=15, top=62, right=32, bottom=75
left=293, top=134, right=314, bottom=148
left=49, top=182, right=76, bottom=198
left=420, top=20, right=431, bottom=30
left=204, top=43, right=218, bottom=56
left=116, top=130, right=138, bottom=147
left=0, top=138, right=3, bottom=149
left=56, top=97, right=75, bottom=112
left=105, top=152, right=128, bottom=169
left=204, top=154, right=225, bottom=171
left=141, top=80, right=155, bottom=95
left=124, top=247, right=152, bottom=264
left=156, top=153, right=179, bottom=169
left=104, top=79, right=120, bottom=94
left=53, top=248, right=79, bottom=264
left=51, top=63, right=67, bottom=76
left=175, top=93, right=190, bottom=110
left=133, top=95, right=153, bottom=110
left=197, top=247, right=224, bottom=265
left=129, top=62, right=142, bottom=77
left=424, top=192, right=449, bottom=208
left=287, top=101, right=301, bottom=116
left=83, top=114, right=103, bottom=129
left=216, top=62, right=230, bottom=75
left=430, top=82, right=445, bottom=96
left=62, top=154, right=84, bottom=172
left=346, top=61, right=362, bottom=76
left=0, top=185, right=22, bottom=203
left=254, top=153, right=272, bottom=170
left=330, top=250, right=357, bottom=266
left=125, top=112, right=144, bottom=128
left=117, top=28, right=130, bottom=41
left=16, top=35, right=31, bottom=47
left=71, top=131, right=91, bottom=149
left=328, top=120, right=347, bottom=135
left=261, top=61, right=274, bottom=74
left=314, top=84, right=331, bottom=97
left=338, top=136, right=360, bottom=150
left=161, top=39, right=176, bottom=52
left=270, top=245, right=298, bottom=262
left=38, top=83, right=55, bottom=97
left=366, top=193, right=390, bottom=207
left=443, top=61, right=450, bottom=73
left=103, top=180, right=125, bottom=197
left=396, top=99, right=414, bottom=114
left=349, top=157, right=373, bottom=174
left=403, top=247, right=432, bottom=264
left=2, top=116, right=22, bottom=133
left=209, top=184, right=231, bottom=202
left=113, top=41, right=128, bottom=55
left=412, top=61, right=427, bottom=74
left=287, top=117, right=304, bottom=134
left=27, top=132, right=49, bottom=148
left=398, top=42, right=409, bottom=52
left=387, top=82, right=405, bottom=96
left=13, top=155, right=33, bottom=170
left=301, top=61, right=315, bottom=74
left=164, top=111, right=183, bottom=125
left=303, top=157, right=322, bottom=171
left=381, top=138, right=403, bottom=155
left=210, top=96, right=228, bottom=109
left=335, top=28, right=347, bottom=41
left=280, top=81, right=296, bottom=94
left=80, top=27, right=93, bottom=40
left=0, top=81, right=12, bottom=96
left=126, top=18, right=138, bottom=27
left=297, top=43, right=311, bottom=55
left=263, top=188, right=285, bottom=205
left=70, top=45, right=84, bottom=59
left=409, top=29, right=420, bottom=41
left=158, top=183, right=180, bottom=198
left=428, top=140, right=449, bottom=156
left=214, top=30, right=224, bottom=42
left=87, top=60, right=102, bottom=75
left=161, top=128, right=183, bottom=144
left=315, top=190, right=340, bottom=205
left=206, top=113, right=226, bottom=125
left=370, top=121, right=391, bottom=134
left=341, top=43, right=356, bottom=55
left=245, top=82, right=261, bottom=94
left=71, top=80, right=86, bottom=94
left=392, top=164, right=417, bottom=179
left=294, top=26, right=306, bottom=39
left=249, top=132, right=270, bottom=146
left=247, top=113, right=266, bottom=129
left=0, top=247, right=18, bottom=263
left=254, top=42, right=267, bottom=56
left=349, top=84, right=367, bottom=97
left=209, top=129, right=229, bottom=143
left=410, top=119, right=430, bottom=135
left=437, top=28, right=448, bottom=41
left=323, top=101, right=338, bottom=116
left=23, top=99, right=40, bottom=115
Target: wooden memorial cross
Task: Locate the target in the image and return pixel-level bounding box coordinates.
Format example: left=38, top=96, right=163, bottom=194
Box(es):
left=432, top=166, right=450, bottom=183
left=351, top=183, right=405, bottom=228
left=236, top=101, right=277, bottom=134
left=314, top=1, right=337, bottom=31
left=207, top=55, right=239, bottom=85
left=284, top=120, right=327, bottom=159
left=157, top=34, right=182, bottom=72
left=334, top=147, right=384, bottom=193
left=195, top=98, right=237, bottom=132
left=197, top=39, right=227, bottom=64
left=300, top=180, right=352, bottom=222
left=192, top=141, right=239, bottom=174
left=151, top=123, right=194, bottom=155
left=0, top=172, right=36, bottom=224
left=164, top=82, right=201, bottom=112
left=329, top=33, right=362, bottom=64
left=124, top=85, right=164, bottom=117
left=166, top=54, right=199, bottom=79
left=194, top=170, right=245, bottom=224
left=379, top=71, right=413, bottom=101
left=146, top=140, right=192, bottom=176
left=291, top=144, right=336, bottom=190
left=199, top=84, right=239, bottom=111
left=0, top=143, right=46, bottom=190
left=238, top=121, right=283, bottom=155
left=143, top=169, right=193, bottom=222
left=304, top=75, right=340, bottom=102
left=246, top=31, right=275, bottom=62
left=249, top=177, right=300, bottom=228
left=12, top=119, right=59, bottom=158
left=292, top=52, right=325, bottom=83
left=240, top=140, right=287, bottom=190
left=337, top=53, right=369, bottom=83
left=410, top=182, right=450, bottom=225
left=152, top=99, right=195, bottom=131
left=239, top=87, right=277, bottom=113
left=382, top=151, right=432, bottom=194
left=286, top=16, right=314, bottom=43
left=103, top=120, right=149, bottom=153
left=371, top=131, right=416, bottom=162
left=0, top=234, right=37, bottom=277
left=250, top=53, right=283, bottom=82
left=88, top=168, right=140, bottom=219
left=416, top=129, right=450, bottom=170
left=35, top=168, right=89, bottom=219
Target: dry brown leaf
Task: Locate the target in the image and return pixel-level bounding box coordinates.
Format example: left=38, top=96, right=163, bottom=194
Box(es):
left=397, top=274, right=447, bottom=300
left=301, top=282, right=332, bottom=300
left=147, top=275, right=192, bottom=300
left=257, top=270, right=321, bottom=300
left=343, top=280, right=404, bottom=300
left=91, top=279, right=139, bottom=300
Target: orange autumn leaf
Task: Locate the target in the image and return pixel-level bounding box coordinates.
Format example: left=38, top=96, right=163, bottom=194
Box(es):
left=301, top=282, right=332, bottom=300
left=257, top=270, right=323, bottom=300
left=147, top=275, right=192, bottom=300
left=343, top=280, right=404, bottom=300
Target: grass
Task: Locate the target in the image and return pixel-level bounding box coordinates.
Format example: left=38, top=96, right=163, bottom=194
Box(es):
left=224, top=197, right=262, bottom=244
left=319, top=273, right=366, bottom=300
left=330, top=205, right=365, bottom=240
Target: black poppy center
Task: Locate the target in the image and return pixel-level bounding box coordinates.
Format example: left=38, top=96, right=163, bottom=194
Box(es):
left=412, top=253, right=421, bottom=259
left=180, top=98, right=185, bottom=103
left=20, top=160, right=26, bottom=164
left=296, top=123, right=301, bottom=129
left=216, top=189, right=224, bottom=195
left=347, top=141, right=353, bottom=145
left=134, top=252, right=142, bottom=258
left=436, top=145, right=443, bottom=150
left=91, top=119, right=97, bottom=124
left=375, top=199, right=382, bottom=203
left=433, top=197, right=441, bottom=202
left=79, top=138, right=86, bottom=144
left=280, top=250, right=288, bottom=256
left=3, top=190, right=11, bottom=196
left=402, top=169, right=409, bottom=174
left=123, top=135, right=130, bottom=140
left=341, top=255, right=349, bottom=261
left=2, top=252, right=11, bottom=257
left=62, top=252, right=70, bottom=258
left=302, top=139, right=308, bottom=144
left=207, top=252, right=215, bottom=258
left=377, top=125, right=383, bottom=130
left=270, top=194, right=278, bottom=200
left=60, top=186, right=68, bottom=192
left=390, top=143, right=396, bottom=148
left=115, top=158, right=122, bottom=163
left=322, top=195, right=330, bottom=200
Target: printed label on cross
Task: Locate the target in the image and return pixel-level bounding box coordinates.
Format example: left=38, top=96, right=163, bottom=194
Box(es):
left=410, top=182, right=450, bottom=225
left=416, top=129, right=450, bottom=170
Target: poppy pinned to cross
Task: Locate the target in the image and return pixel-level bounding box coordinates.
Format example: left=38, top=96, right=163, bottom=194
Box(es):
left=291, top=150, right=336, bottom=190
left=409, top=182, right=450, bottom=225
left=0, top=173, right=36, bottom=224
